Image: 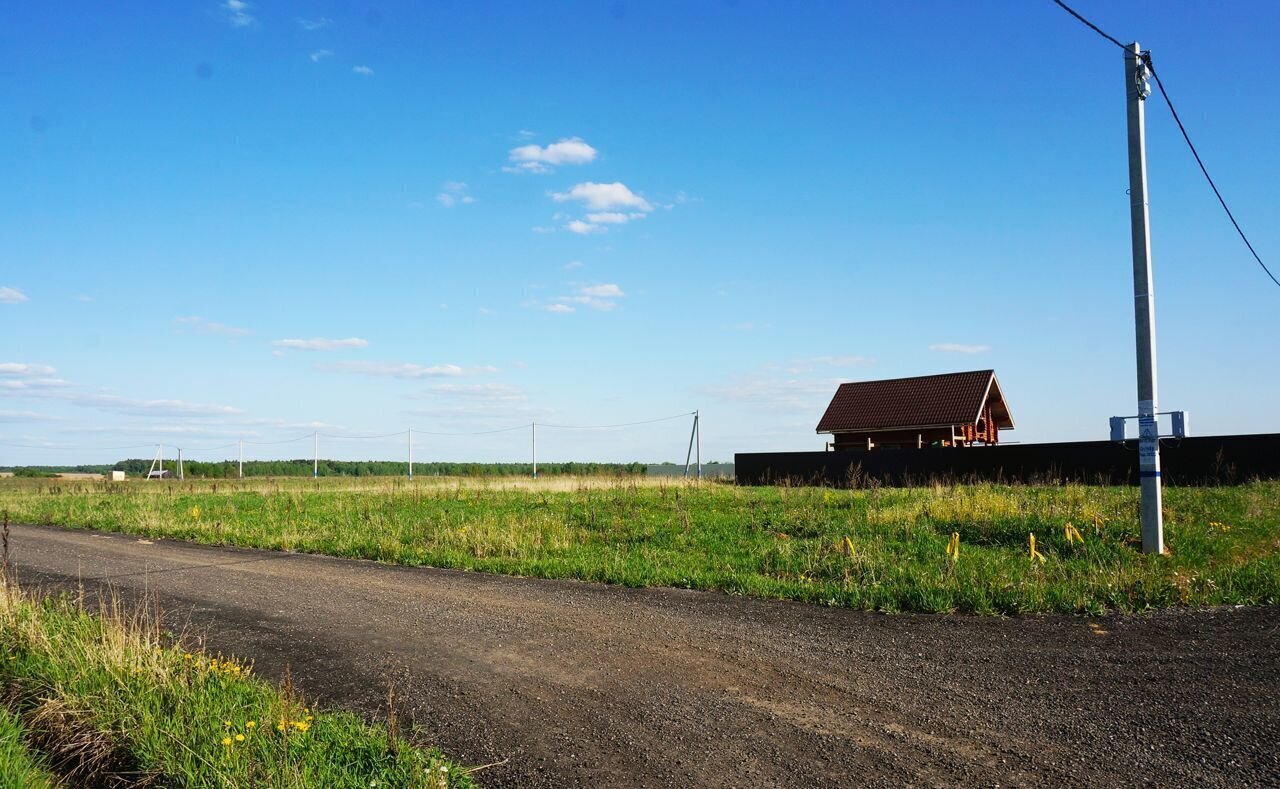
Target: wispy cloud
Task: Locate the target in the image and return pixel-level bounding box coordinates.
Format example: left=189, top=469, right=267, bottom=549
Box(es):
left=272, top=337, right=369, bottom=351
left=505, top=137, right=597, bottom=174
left=545, top=283, right=626, bottom=313
left=58, top=393, right=244, bottom=417
left=563, top=260, right=584, bottom=270
left=0, top=363, right=57, bottom=377
left=929, top=343, right=991, bottom=354
left=436, top=181, right=476, bottom=207
left=352, top=65, right=374, bottom=76
left=565, top=219, right=606, bottom=235
left=316, top=361, right=499, bottom=379
left=0, top=363, right=67, bottom=393
left=778, top=355, right=876, bottom=375
left=309, top=49, right=333, bottom=62
left=222, top=0, right=255, bottom=28
left=175, top=317, right=251, bottom=337
left=0, top=287, right=29, bottom=304
left=296, top=16, right=332, bottom=30
left=703, top=374, right=842, bottom=412
left=0, top=409, right=57, bottom=423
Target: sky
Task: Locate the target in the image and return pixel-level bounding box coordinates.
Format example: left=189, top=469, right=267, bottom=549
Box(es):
left=2, top=1, right=1279, bottom=467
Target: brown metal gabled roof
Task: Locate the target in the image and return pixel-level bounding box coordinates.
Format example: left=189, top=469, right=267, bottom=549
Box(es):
left=816, top=370, right=1014, bottom=434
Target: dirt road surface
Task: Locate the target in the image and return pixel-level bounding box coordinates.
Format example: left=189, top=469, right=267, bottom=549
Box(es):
left=7, top=524, right=1278, bottom=787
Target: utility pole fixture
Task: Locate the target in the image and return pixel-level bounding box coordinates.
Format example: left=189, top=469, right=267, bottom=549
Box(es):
left=177, top=448, right=184, bottom=481
left=1125, top=42, right=1164, bottom=555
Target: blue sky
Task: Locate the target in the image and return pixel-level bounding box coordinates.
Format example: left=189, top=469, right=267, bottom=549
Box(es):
left=2, top=1, right=1278, bottom=466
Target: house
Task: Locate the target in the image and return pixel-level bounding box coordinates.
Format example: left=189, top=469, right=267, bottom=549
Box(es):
left=816, top=369, right=1014, bottom=450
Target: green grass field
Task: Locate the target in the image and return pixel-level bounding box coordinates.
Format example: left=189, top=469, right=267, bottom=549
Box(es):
left=0, top=578, right=472, bottom=788
left=2, top=476, right=1278, bottom=615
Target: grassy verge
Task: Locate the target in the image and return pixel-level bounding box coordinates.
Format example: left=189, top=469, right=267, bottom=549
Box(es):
left=0, top=707, right=57, bottom=788
left=0, top=578, right=472, bottom=787
left=1, top=476, right=1278, bottom=614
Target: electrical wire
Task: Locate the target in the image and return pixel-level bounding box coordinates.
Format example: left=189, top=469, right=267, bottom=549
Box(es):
left=538, top=412, right=696, bottom=430
left=410, top=424, right=532, bottom=437
left=318, top=430, right=410, bottom=440
left=1050, top=0, right=1278, bottom=289
left=241, top=433, right=314, bottom=446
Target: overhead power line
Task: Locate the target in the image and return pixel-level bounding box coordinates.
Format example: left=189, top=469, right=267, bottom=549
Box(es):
left=1050, top=0, right=1279, bottom=290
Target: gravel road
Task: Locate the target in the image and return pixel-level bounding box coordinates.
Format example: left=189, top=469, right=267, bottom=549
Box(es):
left=7, top=524, right=1278, bottom=787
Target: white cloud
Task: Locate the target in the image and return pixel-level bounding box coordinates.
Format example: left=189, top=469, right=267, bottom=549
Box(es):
left=59, top=393, right=244, bottom=417
left=584, top=211, right=643, bottom=225
left=175, top=316, right=251, bottom=337
left=579, top=284, right=624, bottom=298
left=297, top=16, right=332, bottom=30
left=0, top=379, right=69, bottom=391
left=436, top=181, right=476, bottom=207
left=566, top=219, right=606, bottom=235
left=75, top=295, right=94, bottom=303
left=352, top=65, right=374, bottom=76
left=0, top=287, right=29, bottom=304
left=0, top=363, right=67, bottom=393
left=703, top=374, right=842, bottom=412
left=551, top=182, right=652, bottom=212
left=929, top=343, right=991, bottom=354
left=779, top=355, right=876, bottom=374
left=272, top=337, right=368, bottom=351
left=517, top=129, right=537, bottom=139
left=0, top=409, right=57, bottom=423
left=309, top=49, right=333, bottom=62
left=0, top=363, right=57, bottom=377
left=563, top=260, right=584, bottom=270
left=316, top=361, right=499, bottom=379
left=546, top=283, right=625, bottom=312
left=223, top=0, right=255, bottom=28
left=506, top=137, right=597, bottom=174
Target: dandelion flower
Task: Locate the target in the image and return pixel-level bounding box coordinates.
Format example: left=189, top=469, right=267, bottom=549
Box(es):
left=235, top=733, right=245, bottom=742
left=245, top=721, right=256, bottom=728
left=221, top=737, right=232, bottom=746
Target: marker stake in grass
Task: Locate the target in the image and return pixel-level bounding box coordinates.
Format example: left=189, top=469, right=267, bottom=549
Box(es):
left=1029, top=533, right=1047, bottom=564
left=1065, top=523, right=1084, bottom=545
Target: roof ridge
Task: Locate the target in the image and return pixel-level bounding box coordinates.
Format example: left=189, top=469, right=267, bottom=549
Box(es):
left=836, top=369, right=993, bottom=388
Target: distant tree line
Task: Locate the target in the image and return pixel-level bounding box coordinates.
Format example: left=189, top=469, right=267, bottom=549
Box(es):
left=1, top=459, right=649, bottom=478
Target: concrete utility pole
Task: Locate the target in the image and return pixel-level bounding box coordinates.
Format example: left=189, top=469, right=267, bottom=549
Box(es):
left=313, top=432, right=319, bottom=479
left=695, top=409, right=702, bottom=480
left=408, top=428, right=414, bottom=480
left=177, top=448, right=184, bottom=481
left=531, top=422, right=538, bottom=480
left=1125, top=42, right=1164, bottom=554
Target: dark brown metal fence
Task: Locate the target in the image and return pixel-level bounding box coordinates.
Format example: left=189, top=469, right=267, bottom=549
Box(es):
left=734, top=433, right=1280, bottom=487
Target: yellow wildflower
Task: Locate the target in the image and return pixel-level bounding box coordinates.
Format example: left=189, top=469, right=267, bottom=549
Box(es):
left=245, top=721, right=256, bottom=728
left=235, top=734, right=245, bottom=742
left=221, top=737, right=232, bottom=746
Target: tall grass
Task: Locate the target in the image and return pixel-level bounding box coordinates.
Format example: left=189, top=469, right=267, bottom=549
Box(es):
left=0, top=574, right=473, bottom=787
left=2, top=476, right=1278, bottom=614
